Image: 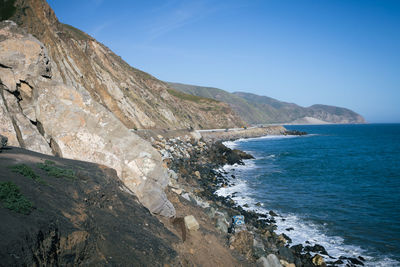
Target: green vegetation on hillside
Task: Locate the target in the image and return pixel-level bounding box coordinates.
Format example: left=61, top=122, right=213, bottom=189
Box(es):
left=167, top=88, right=219, bottom=103
left=61, top=23, right=90, bottom=41
left=37, top=160, right=76, bottom=180
left=10, top=164, right=46, bottom=184
left=168, top=82, right=365, bottom=124
left=0, top=181, right=33, bottom=214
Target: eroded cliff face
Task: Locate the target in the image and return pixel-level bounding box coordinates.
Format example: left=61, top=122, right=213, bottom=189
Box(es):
left=8, top=0, right=244, bottom=130
left=0, top=21, right=175, bottom=217
left=0, top=0, right=245, bottom=217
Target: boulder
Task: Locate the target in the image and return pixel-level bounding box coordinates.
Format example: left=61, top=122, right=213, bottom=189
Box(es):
left=0, top=134, right=7, bottom=151
left=304, top=244, right=328, bottom=255
left=171, top=188, right=183, bottom=195
left=279, top=260, right=295, bottom=267
left=256, top=254, right=283, bottom=267
left=311, top=254, right=326, bottom=267
left=278, top=246, right=295, bottom=263
left=184, top=215, right=200, bottom=231
left=215, top=216, right=229, bottom=233
left=194, top=170, right=201, bottom=179
left=253, top=237, right=266, bottom=259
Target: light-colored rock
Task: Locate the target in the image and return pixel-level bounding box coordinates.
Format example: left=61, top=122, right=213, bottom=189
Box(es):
left=2, top=89, right=52, bottom=155
left=257, top=254, right=283, bottom=267
left=0, top=94, right=19, bottom=146
left=277, top=234, right=287, bottom=245
left=215, top=216, right=229, bottom=233
left=171, top=188, right=183, bottom=195
left=190, top=130, right=202, bottom=141
left=194, top=170, right=201, bottom=179
left=168, top=177, right=180, bottom=189
left=279, top=259, right=295, bottom=267
left=0, top=21, right=175, bottom=217
left=267, top=254, right=283, bottom=267
left=168, top=169, right=178, bottom=180
left=312, top=254, right=326, bottom=266
left=184, top=215, right=200, bottom=231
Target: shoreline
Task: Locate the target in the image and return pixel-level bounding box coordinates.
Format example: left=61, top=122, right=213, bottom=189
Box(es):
left=216, top=133, right=399, bottom=267
left=149, top=129, right=369, bottom=267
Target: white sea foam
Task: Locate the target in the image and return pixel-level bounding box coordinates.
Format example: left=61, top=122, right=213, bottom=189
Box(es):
left=274, top=214, right=400, bottom=267
left=223, top=134, right=311, bottom=149
left=222, top=140, right=238, bottom=149
left=215, top=159, right=400, bottom=267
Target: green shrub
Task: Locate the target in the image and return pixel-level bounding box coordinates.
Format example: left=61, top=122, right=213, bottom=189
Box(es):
left=167, top=89, right=220, bottom=103
left=37, top=160, right=76, bottom=180
left=0, top=181, right=33, bottom=214
left=10, top=164, right=46, bottom=184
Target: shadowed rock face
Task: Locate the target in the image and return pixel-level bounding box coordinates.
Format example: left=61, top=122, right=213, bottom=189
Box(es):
left=0, top=21, right=175, bottom=217
left=0, top=147, right=178, bottom=266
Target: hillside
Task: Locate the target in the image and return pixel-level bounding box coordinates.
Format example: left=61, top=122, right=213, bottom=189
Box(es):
left=3, top=0, right=243, bottom=130
left=0, top=0, right=246, bottom=218
left=169, top=82, right=366, bottom=124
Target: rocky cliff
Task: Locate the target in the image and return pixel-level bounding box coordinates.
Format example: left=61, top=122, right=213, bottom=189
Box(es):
left=0, top=20, right=176, bottom=217
left=0, top=0, right=245, bottom=218
left=169, top=82, right=366, bottom=124
left=4, top=0, right=243, bottom=130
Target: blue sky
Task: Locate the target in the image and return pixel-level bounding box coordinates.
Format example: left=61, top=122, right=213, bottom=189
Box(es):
left=48, top=0, right=400, bottom=122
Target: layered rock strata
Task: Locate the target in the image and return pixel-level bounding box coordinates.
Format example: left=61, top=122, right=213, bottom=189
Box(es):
left=0, top=21, right=174, bottom=217
left=8, top=0, right=244, bottom=130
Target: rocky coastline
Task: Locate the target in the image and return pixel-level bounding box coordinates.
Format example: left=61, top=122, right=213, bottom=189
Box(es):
left=149, top=130, right=367, bottom=267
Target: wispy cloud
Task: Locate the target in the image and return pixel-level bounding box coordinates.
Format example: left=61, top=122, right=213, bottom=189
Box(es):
left=90, top=21, right=112, bottom=38
left=145, top=0, right=220, bottom=41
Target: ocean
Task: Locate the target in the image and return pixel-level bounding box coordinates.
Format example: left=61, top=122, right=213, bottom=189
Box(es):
left=217, top=124, right=400, bottom=266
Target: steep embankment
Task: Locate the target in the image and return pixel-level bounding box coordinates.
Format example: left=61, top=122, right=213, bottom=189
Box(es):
left=0, top=147, right=178, bottom=266
left=169, top=82, right=366, bottom=124
left=5, top=0, right=243, bottom=130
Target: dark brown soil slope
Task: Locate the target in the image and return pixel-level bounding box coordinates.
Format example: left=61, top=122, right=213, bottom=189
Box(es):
left=0, top=147, right=178, bottom=266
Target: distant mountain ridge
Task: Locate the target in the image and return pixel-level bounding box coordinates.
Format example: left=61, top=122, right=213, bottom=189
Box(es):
left=168, top=82, right=365, bottom=124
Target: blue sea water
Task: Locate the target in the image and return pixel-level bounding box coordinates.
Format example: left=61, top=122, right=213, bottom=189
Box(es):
left=217, top=124, right=400, bottom=266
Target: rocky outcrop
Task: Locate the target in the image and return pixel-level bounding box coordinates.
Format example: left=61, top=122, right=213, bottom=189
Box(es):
left=0, top=21, right=174, bottom=217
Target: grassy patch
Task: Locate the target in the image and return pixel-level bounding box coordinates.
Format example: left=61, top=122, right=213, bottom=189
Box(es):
left=10, top=164, right=46, bottom=184
left=167, top=88, right=220, bottom=103
left=0, top=181, right=33, bottom=215
left=61, top=23, right=90, bottom=41
left=37, top=160, right=76, bottom=180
